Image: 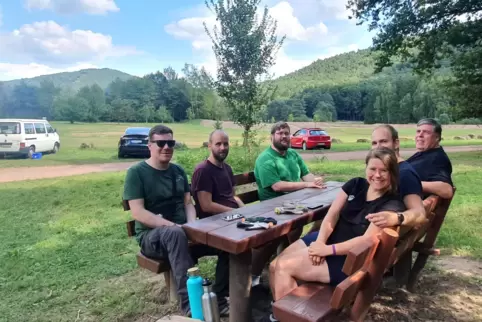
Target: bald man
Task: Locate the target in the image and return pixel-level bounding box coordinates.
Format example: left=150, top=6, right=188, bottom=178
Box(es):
left=191, top=130, right=244, bottom=219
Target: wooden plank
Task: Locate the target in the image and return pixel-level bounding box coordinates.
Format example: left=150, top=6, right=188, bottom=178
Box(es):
left=237, top=190, right=259, bottom=204
left=350, top=228, right=399, bottom=321
left=331, top=269, right=367, bottom=310
left=273, top=283, right=335, bottom=322
left=342, top=238, right=378, bottom=276
left=233, top=171, right=256, bottom=186
left=206, top=187, right=341, bottom=254
left=229, top=250, right=252, bottom=322
left=126, top=220, right=135, bottom=237
left=183, top=183, right=340, bottom=246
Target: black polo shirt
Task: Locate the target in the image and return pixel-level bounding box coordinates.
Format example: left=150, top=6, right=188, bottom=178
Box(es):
left=406, top=146, right=453, bottom=187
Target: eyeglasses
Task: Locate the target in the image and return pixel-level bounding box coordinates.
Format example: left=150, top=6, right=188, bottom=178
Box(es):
left=151, top=140, right=176, bottom=148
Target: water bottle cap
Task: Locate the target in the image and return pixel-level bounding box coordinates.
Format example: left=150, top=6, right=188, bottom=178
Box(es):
left=202, top=278, right=212, bottom=286
left=187, top=267, right=199, bottom=276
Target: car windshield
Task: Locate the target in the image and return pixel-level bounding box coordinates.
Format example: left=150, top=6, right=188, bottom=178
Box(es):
left=125, top=128, right=150, bottom=136
left=309, top=130, right=327, bottom=136
left=0, top=122, right=21, bottom=134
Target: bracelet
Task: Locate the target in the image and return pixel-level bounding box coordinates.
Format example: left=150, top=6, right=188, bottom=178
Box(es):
left=332, top=244, right=336, bottom=256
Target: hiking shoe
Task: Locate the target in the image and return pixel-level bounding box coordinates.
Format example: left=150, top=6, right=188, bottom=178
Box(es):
left=218, top=300, right=229, bottom=317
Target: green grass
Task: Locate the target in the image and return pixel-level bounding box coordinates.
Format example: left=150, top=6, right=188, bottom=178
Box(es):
left=1, top=120, right=481, bottom=168
left=0, top=151, right=481, bottom=321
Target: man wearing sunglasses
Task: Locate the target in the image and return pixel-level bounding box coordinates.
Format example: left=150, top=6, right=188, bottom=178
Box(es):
left=123, top=125, right=229, bottom=317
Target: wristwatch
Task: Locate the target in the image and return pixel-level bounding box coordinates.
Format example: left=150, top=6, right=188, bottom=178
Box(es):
left=397, top=212, right=405, bottom=226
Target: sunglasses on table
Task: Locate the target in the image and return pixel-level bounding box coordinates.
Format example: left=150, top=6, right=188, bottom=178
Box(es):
left=150, top=140, right=176, bottom=148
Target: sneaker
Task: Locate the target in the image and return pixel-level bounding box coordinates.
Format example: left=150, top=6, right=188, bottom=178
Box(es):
left=218, top=297, right=230, bottom=317
left=259, top=314, right=279, bottom=322
left=218, top=301, right=229, bottom=317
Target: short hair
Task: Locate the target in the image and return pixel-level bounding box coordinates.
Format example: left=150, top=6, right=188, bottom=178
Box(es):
left=271, top=121, right=290, bottom=135
left=374, top=124, right=399, bottom=141
left=149, top=124, right=173, bottom=141
left=209, top=129, right=229, bottom=143
left=365, top=147, right=400, bottom=195
left=417, top=118, right=442, bottom=141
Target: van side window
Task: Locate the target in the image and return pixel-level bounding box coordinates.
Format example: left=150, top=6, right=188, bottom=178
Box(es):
left=24, top=123, right=35, bottom=134
left=34, top=123, right=46, bottom=134
left=45, top=124, right=55, bottom=134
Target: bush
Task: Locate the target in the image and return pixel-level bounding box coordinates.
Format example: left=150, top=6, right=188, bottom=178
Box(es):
left=174, top=142, right=188, bottom=150
left=457, top=118, right=481, bottom=125
left=437, top=113, right=451, bottom=125
left=174, top=147, right=262, bottom=177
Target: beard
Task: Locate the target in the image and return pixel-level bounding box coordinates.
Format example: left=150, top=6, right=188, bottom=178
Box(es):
left=273, top=139, right=289, bottom=151
left=213, top=150, right=228, bottom=162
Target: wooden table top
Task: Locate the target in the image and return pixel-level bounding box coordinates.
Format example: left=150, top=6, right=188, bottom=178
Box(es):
left=183, top=181, right=344, bottom=254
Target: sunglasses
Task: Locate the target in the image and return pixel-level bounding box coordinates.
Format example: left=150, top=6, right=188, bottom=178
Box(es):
left=151, top=140, right=176, bottom=148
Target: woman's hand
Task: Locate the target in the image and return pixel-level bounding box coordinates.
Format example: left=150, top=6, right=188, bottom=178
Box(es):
left=309, top=255, right=325, bottom=266
left=308, top=241, right=331, bottom=258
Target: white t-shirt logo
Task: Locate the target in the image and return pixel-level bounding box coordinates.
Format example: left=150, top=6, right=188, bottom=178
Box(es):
left=348, top=195, right=355, bottom=201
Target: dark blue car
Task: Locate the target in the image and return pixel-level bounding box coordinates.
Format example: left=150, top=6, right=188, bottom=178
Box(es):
left=117, top=127, right=150, bottom=158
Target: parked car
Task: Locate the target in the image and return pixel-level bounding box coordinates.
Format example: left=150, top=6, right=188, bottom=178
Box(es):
left=0, top=119, right=60, bottom=158
left=117, top=127, right=151, bottom=158
left=290, top=128, right=331, bottom=150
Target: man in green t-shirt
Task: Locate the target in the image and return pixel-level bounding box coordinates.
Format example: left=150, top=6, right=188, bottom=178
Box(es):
left=123, top=125, right=229, bottom=317
left=250, top=121, right=325, bottom=287
left=255, top=121, right=324, bottom=200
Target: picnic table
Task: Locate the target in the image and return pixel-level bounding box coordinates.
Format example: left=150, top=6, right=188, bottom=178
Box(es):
left=182, top=181, right=344, bottom=322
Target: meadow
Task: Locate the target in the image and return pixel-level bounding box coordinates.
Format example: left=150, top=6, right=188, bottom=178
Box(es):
left=1, top=120, right=482, bottom=168
left=0, top=149, right=481, bottom=321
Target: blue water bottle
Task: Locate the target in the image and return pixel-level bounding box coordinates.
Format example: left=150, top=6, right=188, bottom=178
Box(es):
left=186, top=267, right=204, bottom=320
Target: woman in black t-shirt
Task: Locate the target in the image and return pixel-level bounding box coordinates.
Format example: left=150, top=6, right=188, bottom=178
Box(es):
left=269, top=147, right=406, bottom=304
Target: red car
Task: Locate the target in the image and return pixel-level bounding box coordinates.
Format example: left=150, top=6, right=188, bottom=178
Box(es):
left=290, top=128, right=331, bottom=150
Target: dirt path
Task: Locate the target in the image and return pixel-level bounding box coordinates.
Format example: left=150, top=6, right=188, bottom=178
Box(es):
left=1, top=145, right=481, bottom=183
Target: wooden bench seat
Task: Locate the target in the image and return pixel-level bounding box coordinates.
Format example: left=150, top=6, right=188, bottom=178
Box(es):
left=273, top=228, right=399, bottom=322
left=122, top=171, right=259, bottom=302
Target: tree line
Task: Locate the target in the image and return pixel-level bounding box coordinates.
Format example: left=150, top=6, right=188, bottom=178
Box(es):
left=0, top=64, right=230, bottom=124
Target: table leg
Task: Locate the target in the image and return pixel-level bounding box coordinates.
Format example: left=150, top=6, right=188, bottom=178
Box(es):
left=229, top=250, right=252, bottom=322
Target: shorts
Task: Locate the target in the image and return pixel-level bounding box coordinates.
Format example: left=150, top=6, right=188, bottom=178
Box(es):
left=301, top=232, right=348, bottom=286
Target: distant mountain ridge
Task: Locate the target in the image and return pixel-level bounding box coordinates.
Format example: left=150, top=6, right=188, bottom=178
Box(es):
left=1, top=68, right=134, bottom=93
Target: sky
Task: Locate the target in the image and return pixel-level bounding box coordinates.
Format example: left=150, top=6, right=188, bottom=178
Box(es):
left=0, top=0, right=376, bottom=81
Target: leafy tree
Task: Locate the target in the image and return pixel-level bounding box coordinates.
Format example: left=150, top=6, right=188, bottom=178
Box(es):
left=205, top=0, right=285, bottom=145
left=347, top=0, right=482, bottom=118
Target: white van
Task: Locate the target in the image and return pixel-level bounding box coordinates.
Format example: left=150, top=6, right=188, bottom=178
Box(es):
left=0, top=119, right=60, bottom=158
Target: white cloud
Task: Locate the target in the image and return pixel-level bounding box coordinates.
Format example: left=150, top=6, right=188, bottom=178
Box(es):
left=0, top=20, right=137, bottom=65
left=318, top=0, right=352, bottom=21
left=25, top=0, right=119, bottom=15
left=165, top=1, right=360, bottom=78
left=165, top=1, right=329, bottom=49
left=0, top=62, right=98, bottom=81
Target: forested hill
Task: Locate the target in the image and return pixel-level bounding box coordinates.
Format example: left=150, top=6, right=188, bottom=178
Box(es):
left=270, top=49, right=422, bottom=99
left=2, top=68, right=133, bottom=93
left=264, top=48, right=456, bottom=124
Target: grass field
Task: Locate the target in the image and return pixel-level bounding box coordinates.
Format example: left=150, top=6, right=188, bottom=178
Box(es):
left=1, top=151, right=481, bottom=321
left=1, top=120, right=482, bottom=168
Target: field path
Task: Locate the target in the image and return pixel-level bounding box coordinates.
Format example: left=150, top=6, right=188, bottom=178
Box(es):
left=1, top=145, right=481, bottom=183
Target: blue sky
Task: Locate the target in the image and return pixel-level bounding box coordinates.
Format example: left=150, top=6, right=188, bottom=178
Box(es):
left=0, top=0, right=375, bottom=81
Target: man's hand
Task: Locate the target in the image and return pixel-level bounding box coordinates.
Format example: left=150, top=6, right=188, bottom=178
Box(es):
left=365, top=211, right=399, bottom=228
left=305, top=180, right=326, bottom=189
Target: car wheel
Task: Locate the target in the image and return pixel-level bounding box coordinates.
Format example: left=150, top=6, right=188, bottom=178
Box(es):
left=118, top=150, right=124, bottom=158
left=302, top=142, right=307, bottom=150
left=324, top=146, right=331, bottom=150
left=52, top=143, right=60, bottom=154
left=27, top=146, right=35, bottom=159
